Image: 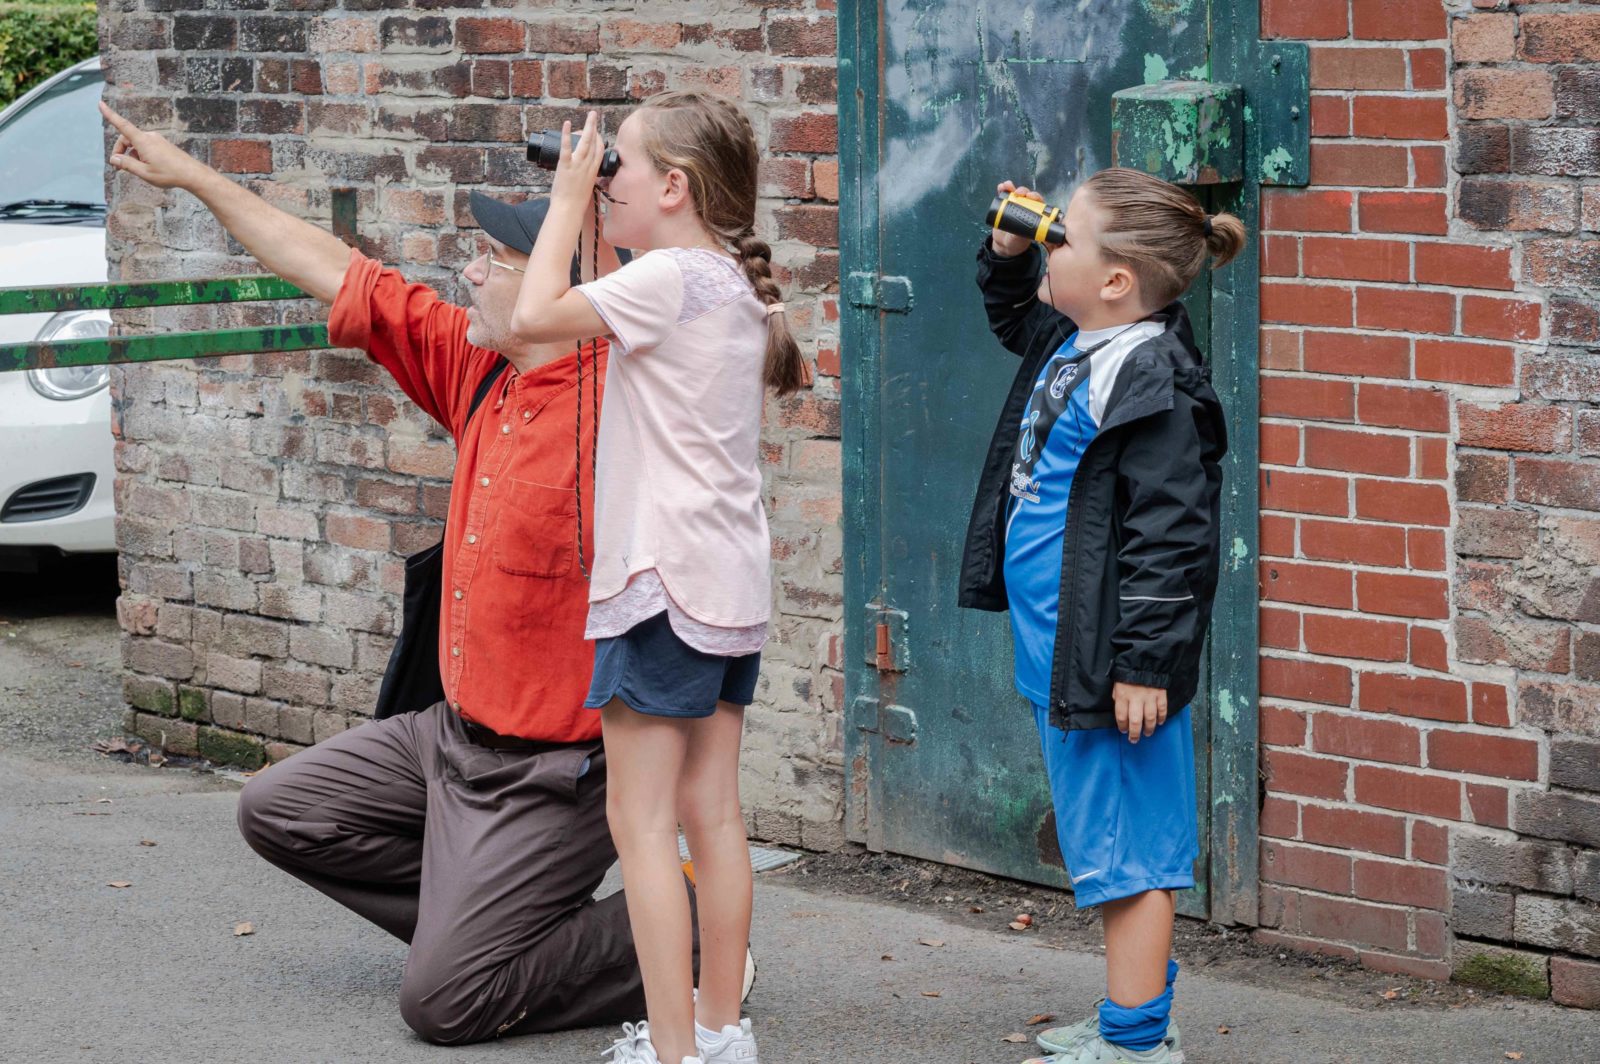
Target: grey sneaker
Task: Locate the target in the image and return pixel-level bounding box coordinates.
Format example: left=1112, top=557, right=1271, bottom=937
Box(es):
left=1035, top=1009, right=1184, bottom=1064
left=1023, top=1035, right=1174, bottom=1064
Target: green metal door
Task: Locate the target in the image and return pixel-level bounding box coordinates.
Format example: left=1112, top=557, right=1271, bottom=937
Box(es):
left=840, top=0, right=1307, bottom=924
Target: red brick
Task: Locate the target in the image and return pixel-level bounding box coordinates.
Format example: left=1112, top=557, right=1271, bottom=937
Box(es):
left=1312, top=711, right=1422, bottom=763
left=1311, top=143, right=1410, bottom=187
left=1265, top=747, right=1351, bottom=798
left=1358, top=191, right=1447, bottom=235
left=1456, top=68, right=1554, bottom=121
left=813, top=160, right=839, bottom=202
left=1302, top=237, right=1411, bottom=283
left=1301, top=519, right=1408, bottom=567
left=1296, top=894, right=1411, bottom=952
left=816, top=345, right=840, bottom=378
left=1473, top=683, right=1511, bottom=727
left=211, top=139, right=273, bottom=174
left=1262, top=469, right=1351, bottom=518
left=1515, top=458, right=1600, bottom=512
left=1466, top=782, right=1509, bottom=828
left=1264, top=0, right=1349, bottom=39
left=1354, top=859, right=1448, bottom=909
left=1302, top=804, right=1409, bottom=857
left=1520, top=13, right=1600, bottom=63
left=1261, top=560, right=1355, bottom=608
left=1351, top=96, right=1448, bottom=140
left=1411, top=819, right=1448, bottom=864
left=1261, top=513, right=1297, bottom=557
left=1261, top=658, right=1355, bottom=708
left=601, top=19, right=683, bottom=51
left=1410, top=624, right=1448, bottom=669
left=545, top=60, right=587, bottom=99
left=1551, top=956, right=1600, bottom=1010
left=1358, top=384, right=1449, bottom=431
left=775, top=205, right=838, bottom=247
left=1305, top=428, right=1412, bottom=477
left=1461, top=295, right=1542, bottom=342
left=457, top=18, right=525, bottom=54
left=1263, top=283, right=1354, bottom=327
left=1304, top=615, right=1410, bottom=663
left=1414, top=438, right=1448, bottom=480
left=1410, top=48, right=1446, bottom=90
left=1412, top=146, right=1447, bottom=188
left=1359, top=673, right=1468, bottom=722
left=1427, top=731, right=1540, bottom=781
left=1311, top=47, right=1407, bottom=90
left=1355, top=287, right=1454, bottom=334
left=1263, top=234, right=1300, bottom=277
left=1310, top=95, right=1350, bottom=137
left=510, top=59, right=543, bottom=97
left=529, top=19, right=599, bottom=54
left=1261, top=796, right=1301, bottom=839
left=1454, top=13, right=1515, bottom=63
left=1352, top=0, right=1447, bottom=41
left=1261, top=701, right=1308, bottom=744
left=1303, top=331, right=1410, bottom=379
left=1262, top=327, right=1302, bottom=371
left=1261, top=423, right=1301, bottom=466
left=1263, top=840, right=1354, bottom=894
left=1356, top=571, right=1449, bottom=619
left=1414, top=243, right=1514, bottom=290
left=769, top=112, right=838, bottom=154
left=1354, top=479, right=1451, bottom=526
left=1263, top=190, right=1352, bottom=233
left=768, top=16, right=837, bottom=57
left=1408, top=528, right=1447, bottom=571
left=1458, top=403, right=1570, bottom=453
left=1261, top=376, right=1356, bottom=422
left=1354, top=765, right=1461, bottom=818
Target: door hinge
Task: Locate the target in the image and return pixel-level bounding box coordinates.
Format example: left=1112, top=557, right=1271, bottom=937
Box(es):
left=863, top=602, right=909, bottom=672
left=846, top=272, right=914, bottom=313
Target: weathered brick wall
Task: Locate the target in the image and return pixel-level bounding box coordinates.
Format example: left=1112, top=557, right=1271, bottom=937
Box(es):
left=102, top=1, right=844, bottom=848
left=1256, top=0, right=1599, bottom=1005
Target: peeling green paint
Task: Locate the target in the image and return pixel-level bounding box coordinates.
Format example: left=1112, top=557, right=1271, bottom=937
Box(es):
left=1230, top=535, right=1251, bottom=570
left=1112, top=81, right=1244, bottom=184
left=1260, top=145, right=1295, bottom=182
left=1217, top=689, right=1238, bottom=727
left=1143, top=53, right=1170, bottom=84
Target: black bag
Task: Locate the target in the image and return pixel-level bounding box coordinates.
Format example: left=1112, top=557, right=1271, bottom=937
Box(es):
left=374, top=357, right=510, bottom=720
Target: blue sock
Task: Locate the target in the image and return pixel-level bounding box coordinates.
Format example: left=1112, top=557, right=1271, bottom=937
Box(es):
left=1098, top=959, right=1178, bottom=1051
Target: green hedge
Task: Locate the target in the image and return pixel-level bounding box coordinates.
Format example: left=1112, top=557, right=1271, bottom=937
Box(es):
left=0, top=2, right=98, bottom=109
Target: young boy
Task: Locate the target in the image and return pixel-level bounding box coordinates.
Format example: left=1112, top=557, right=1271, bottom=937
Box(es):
left=960, top=172, right=1242, bottom=1064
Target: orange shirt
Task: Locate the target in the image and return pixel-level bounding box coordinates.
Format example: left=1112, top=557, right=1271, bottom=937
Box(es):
left=329, top=248, right=605, bottom=742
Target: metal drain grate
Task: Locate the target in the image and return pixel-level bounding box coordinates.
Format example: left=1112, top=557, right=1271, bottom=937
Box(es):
left=680, top=835, right=804, bottom=873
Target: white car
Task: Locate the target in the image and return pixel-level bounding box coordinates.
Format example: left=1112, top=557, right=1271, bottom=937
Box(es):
left=0, top=58, right=115, bottom=572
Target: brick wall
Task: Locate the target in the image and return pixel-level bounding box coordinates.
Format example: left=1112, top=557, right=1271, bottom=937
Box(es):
left=102, top=2, right=845, bottom=849
left=1256, top=0, right=1599, bottom=1005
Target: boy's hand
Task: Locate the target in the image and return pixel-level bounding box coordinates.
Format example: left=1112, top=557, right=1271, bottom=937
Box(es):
left=990, top=180, right=1037, bottom=258
left=102, top=102, right=214, bottom=192
left=1112, top=682, right=1168, bottom=744
left=553, top=110, right=605, bottom=208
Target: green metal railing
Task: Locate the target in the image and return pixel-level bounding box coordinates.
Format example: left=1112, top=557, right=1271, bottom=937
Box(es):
left=0, top=275, right=326, bottom=373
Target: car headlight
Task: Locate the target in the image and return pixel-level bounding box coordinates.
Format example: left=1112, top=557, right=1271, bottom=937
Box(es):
left=27, top=309, right=112, bottom=401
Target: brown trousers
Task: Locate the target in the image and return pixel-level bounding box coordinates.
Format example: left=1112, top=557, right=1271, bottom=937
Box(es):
left=237, top=702, right=680, bottom=1045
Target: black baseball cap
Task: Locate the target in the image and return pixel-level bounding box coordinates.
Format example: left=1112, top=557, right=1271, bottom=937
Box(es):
left=468, top=190, right=628, bottom=285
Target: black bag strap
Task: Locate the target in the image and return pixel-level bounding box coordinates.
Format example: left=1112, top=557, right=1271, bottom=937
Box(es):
left=465, top=355, right=510, bottom=430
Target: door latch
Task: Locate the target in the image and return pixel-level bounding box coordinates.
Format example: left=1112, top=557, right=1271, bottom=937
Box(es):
left=846, top=272, right=915, bottom=313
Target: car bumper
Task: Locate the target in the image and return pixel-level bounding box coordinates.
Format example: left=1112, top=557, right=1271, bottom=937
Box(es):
left=0, top=370, right=116, bottom=553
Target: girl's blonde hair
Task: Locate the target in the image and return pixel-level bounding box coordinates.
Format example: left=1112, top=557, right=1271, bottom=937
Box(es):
left=1082, top=168, right=1248, bottom=308
left=634, top=90, right=808, bottom=396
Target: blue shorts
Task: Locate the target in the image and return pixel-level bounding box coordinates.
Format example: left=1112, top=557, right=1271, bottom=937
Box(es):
left=1033, top=703, right=1199, bottom=908
left=584, top=611, right=761, bottom=719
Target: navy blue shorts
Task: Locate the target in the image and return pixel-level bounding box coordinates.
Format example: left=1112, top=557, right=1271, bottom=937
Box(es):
left=584, top=611, right=762, bottom=719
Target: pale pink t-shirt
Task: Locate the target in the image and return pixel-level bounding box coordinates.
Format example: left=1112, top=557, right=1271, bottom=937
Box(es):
left=575, top=247, right=772, bottom=651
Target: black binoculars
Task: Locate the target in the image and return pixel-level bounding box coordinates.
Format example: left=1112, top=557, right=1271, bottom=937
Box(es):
left=986, top=191, right=1066, bottom=246
left=527, top=129, right=620, bottom=178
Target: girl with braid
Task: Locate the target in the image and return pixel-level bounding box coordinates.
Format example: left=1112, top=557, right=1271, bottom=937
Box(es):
left=508, top=92, right=804, bottom=1064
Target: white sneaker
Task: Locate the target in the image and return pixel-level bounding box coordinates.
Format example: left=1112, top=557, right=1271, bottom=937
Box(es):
left=601, top=1020, right=705, bottom=1064
left=741, top=947, right=757, bottom=1003
left=697, top=1018, right=758, bottom=1064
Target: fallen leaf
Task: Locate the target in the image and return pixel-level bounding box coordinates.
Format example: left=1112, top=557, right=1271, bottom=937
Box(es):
left=1014, top=912, right=1034, bottom=927
left=918, top=938, right=945, bottom=948
left=233, top=922, right=254, bottom=937
left=880, top=954, right=894, bottom=961
left=148, top=752, right=167, bottom=768
left=969, top=905, right=985, bottom=913
left=1505, top=1054, right=1523, bottom=1061
left=1000, top=1033, right=1028, bottom=1043
left=1381, top=988, right=1401, bottom=1001
left=95, top=798, right=113, bottom=805
left=920, top=991, right=941, bottom=998
left=1008, top=920, right=1031, bottom=931
left=139, top=840, right=157, bottom=847
left=67, top=661, right=84, bottom=668
left=107, top=881, right=132, bottom=889
left=1027, top=1014, right=1056, bottom=1026
left=1218, top=1025, right=1231, bottom=1035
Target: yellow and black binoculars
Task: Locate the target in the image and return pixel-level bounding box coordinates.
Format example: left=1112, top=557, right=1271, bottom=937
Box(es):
left=986, top=191, right=1066, bottom=246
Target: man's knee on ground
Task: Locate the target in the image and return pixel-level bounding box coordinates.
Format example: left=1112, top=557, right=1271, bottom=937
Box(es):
left=235, top=771, right=286, bottom=860
left=399, top=968, right=520, bottom=1047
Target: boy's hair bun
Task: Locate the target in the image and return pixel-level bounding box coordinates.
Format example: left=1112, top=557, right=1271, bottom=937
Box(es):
left=1204, top=212, right=1247, bottom=269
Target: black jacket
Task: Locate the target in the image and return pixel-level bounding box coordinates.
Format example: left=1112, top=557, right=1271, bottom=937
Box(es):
left=959, top=238, right=1228, bottom=732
